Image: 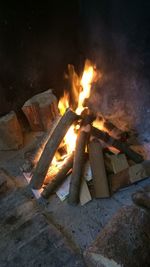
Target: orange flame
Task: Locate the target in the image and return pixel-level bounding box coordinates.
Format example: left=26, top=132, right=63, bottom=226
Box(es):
left=58, top=91, right=69, bottom=115
left=58, top=59, right=98, bottom=155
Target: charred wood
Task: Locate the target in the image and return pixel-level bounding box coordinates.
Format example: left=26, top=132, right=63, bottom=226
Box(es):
left=91, top=126, right=143, bottom=163
left=30, top=108, right=79, bottom=189
left=42, top=153, right=74, bottom=199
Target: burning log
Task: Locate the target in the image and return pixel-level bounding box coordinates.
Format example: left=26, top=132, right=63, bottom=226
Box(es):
left=30, top=108, right=79, bottom=189
left=110, top=160, right=150, bottom=192
left=88, top=138, right=110, bottom=198
left=103, top=119, right=126, bottom=140
left=42, top=153, right=74, bottom=198
left=91, top=126, right=143, bottom=163
left=22, top=116, right=61, bottom=172
left=68, top=128, right=89, bottom=205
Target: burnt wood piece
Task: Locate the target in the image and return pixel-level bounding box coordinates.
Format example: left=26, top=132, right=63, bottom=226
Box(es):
left=68, top=129, right=88, bottom=205
left=91, top=126, right=143, bottom=163
left=42, top=153, right=74, bottom=199
left=80, top=108, right=96, bottom=126
left=110, top=160, right=150, bottom=192
left=84, top=206, right=150, bottom=267
left=22, top=116, right=61, bottom=173
left=88, top=139, right=110, bottom=198
left=103, top=119, right=125, bottom=139
left=30, top=109, right=79, bottom=189
left=31, top=115, right=61, bottom=166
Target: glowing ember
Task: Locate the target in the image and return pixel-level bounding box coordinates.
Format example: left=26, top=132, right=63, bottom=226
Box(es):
left=93, top=118, right=105, bottom=131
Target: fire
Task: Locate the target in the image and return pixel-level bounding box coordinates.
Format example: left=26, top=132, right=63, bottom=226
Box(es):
left=64, top=125, right=77, bottom=153
left=76, top=60, right=95, bottom=115
left=58, top=91, right=69, bottom=116
left=58, top=59, right=97, bottom=156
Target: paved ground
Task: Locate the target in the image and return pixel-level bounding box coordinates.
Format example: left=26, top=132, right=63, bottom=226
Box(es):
left=0, top=147, right=85, bottom=267
left=0, top=132, right=150, bottom=266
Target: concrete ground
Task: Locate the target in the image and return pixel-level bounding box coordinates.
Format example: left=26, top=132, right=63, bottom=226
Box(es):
left=0, top=132, right=150, bottom=266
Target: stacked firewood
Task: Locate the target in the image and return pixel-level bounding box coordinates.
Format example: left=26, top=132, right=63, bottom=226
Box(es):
left=29, top=106, right=150, bottom=205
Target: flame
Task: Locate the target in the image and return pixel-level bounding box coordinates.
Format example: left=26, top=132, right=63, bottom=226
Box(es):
left=76, top=60, right=95, bottom=115
left=93, top=118, right=105, bottom=131
left=64, top=125, right=77, bottom=153
left=57, top=59, right=97, bottom=156
left=58, top=91, right=69, bottom=115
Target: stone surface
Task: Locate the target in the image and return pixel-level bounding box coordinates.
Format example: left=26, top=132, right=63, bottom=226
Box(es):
left=84, top=206, right=150, bottom=267
left=22, top=89, right=59, bottom=131
left=0, top=111, right=23, bottom=151
left=0, top=158, right=85, bottom=267
left=0, top=132, right=150, bottom=266
left=0, top=170, right=7, bottom=195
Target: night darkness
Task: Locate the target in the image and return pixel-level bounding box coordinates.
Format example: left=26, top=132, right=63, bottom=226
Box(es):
left=0, top=0, right=150, bottom=118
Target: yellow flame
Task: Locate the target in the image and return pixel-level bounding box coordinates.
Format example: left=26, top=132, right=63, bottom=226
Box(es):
left=58, top=91, right=69, bottom=115
left=93, top=118, right=104, bottom=131
left=58, top=59, right=97, bottom=156
left=64, top=125, right=77, bottom=153
left=76, top=60, right=95, bottom=115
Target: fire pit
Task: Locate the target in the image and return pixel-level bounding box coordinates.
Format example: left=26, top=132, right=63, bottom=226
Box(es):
left=19, top=60, right=150, bottom=207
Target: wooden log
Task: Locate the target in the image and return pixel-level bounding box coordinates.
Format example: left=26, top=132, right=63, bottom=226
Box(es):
left=105, top=153, right=129, bottom=174
left=110, top=160, right=150, bottom=192
left=80, top=108, right=96, bottom=125
left=84, top=205, right=150, bottom=267
left=41, top=153, right=74, bottom=198
left=88, top=139, right=110, bottom=198
left=30, top=108, right=79, bottom=189
left=103, top=119, right=126, bottom=140
left=91, top=126, right=143, bottom=163
left=68, top=129, right=89, bottom=205
left=80, top=179, right=92, bottom=206
left=22, top=116, right=61, bottom=172
left=22, top=89, right=59, bottom=131
left=0, top=111, right=23, bottom=151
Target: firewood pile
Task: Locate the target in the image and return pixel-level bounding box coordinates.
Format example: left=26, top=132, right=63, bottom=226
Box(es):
left=25, top=104, right=150, bottom=206
left=20, top=60, right=150, bottom=205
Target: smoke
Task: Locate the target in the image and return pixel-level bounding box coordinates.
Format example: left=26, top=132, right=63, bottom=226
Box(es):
left=80, top=0, right=150, bottom=141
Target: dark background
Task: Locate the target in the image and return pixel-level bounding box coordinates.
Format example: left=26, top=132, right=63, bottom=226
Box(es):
left=0, top=0, right=150, bottom=119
